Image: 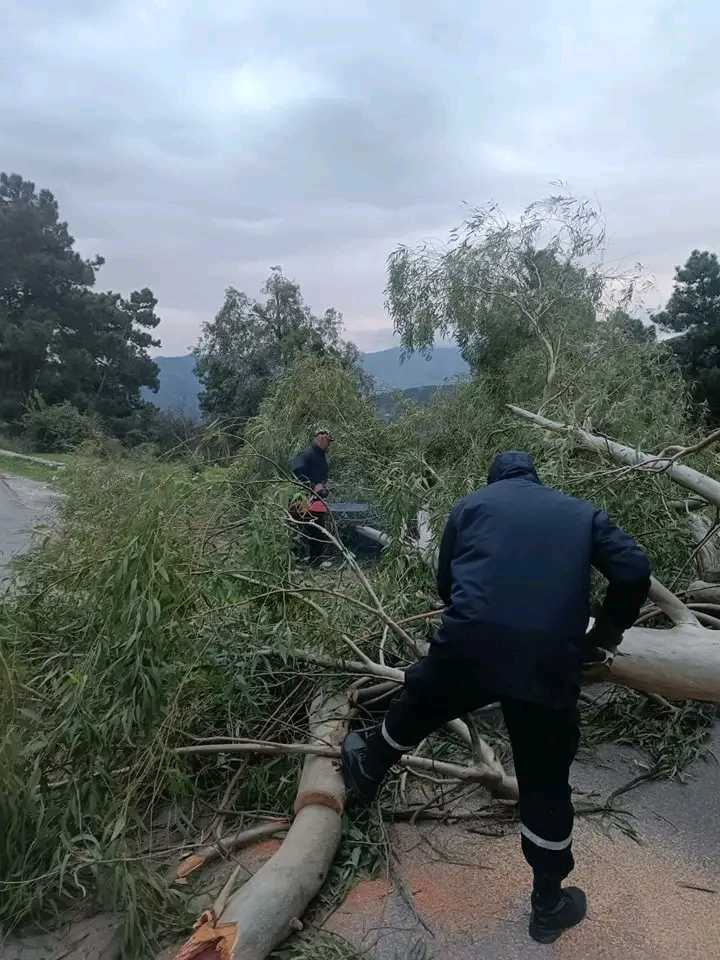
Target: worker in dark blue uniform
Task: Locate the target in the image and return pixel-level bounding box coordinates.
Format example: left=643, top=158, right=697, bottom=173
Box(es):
left=342, top=451, right=651, bottom=943
left=289, top=429, right=334, bottom=565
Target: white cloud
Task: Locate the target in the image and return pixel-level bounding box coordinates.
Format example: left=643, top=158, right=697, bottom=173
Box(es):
left=2, top=0, right=720, bottom=354
left=223, top=61, right=334, bottom=113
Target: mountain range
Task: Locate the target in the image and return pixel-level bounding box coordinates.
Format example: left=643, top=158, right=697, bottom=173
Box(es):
left=143, top=346, right=469, bottom=417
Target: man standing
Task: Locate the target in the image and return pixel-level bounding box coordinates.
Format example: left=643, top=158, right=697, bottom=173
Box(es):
left=289, top=429, right=334, bottom=565
left=342, top=451, right=650, bottom=943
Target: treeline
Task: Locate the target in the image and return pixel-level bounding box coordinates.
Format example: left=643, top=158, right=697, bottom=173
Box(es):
left=0, top=172, right=361, bottom=454
left=0, top=173, right=161, bottom=449
left=3, top=172, right=720, bottom=458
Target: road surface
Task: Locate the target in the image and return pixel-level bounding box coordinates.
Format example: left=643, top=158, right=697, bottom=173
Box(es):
left=0, top=472, right=58, bottom=586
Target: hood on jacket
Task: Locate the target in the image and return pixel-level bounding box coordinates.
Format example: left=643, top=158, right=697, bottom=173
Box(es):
left=487, top=450, right=540, bottom=485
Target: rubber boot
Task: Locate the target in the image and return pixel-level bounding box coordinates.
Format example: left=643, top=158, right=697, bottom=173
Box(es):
left=529, top=875, right=587, bottom=944
left=341, top=728, right=402, bottom=808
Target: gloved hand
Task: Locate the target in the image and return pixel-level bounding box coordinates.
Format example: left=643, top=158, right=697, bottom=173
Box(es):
left=582, top=620, right=623, bottom=673
left=585, top=619, right=623, bottom=653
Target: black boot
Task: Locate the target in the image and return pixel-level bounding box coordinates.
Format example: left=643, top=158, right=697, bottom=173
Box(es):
left=341, top=728, right=401, bottom=808
left=529, top=875, right=587, bottom=944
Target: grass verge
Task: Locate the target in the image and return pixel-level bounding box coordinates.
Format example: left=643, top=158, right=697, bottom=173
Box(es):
left=0, top=451, right=67, bottom=483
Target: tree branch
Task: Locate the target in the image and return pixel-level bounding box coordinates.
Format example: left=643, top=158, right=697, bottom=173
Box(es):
left=507, top=403, right=720, bottom=509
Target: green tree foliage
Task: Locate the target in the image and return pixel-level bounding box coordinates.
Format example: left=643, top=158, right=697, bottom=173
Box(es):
left=652, top=250, right=720, bottom=421
left=386, top=196, right=614, bottom=394
left=0, top=173, right=160, bottom=433
left=237, top=354, right=386, bottom=500
left=21, top=397, right=101, bottom=452
left=605, top=308, right=656, bottom=344
left=193, top=267, right=362, bottom=423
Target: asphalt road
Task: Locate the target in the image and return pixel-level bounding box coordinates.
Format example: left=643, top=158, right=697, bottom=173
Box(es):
left=326, top=723, right=720, bottom=960
left=0, top=472, right=58, bottom=586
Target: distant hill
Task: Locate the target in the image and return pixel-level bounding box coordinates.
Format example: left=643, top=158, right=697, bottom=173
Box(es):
left=374, top=383, right=459, bottom=421
left=143, top=354, right=201, bottom=418
left=360, top=346, right=468, bottom=390
left=143, top=346, right=468, bottom=418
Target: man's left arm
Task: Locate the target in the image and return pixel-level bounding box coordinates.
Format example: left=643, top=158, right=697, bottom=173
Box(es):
left=589, top=509, right=651, bottom=650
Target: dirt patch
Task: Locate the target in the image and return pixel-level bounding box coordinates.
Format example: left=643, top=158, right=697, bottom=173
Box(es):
left=328, top=819, right=720, bottom=960
left=1, top=914, right=121, bottom=960
left=561, top=826, right=720, bottom=959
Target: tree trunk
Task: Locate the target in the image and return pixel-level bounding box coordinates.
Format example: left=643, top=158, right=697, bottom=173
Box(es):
left=687, top=581, right=720, bottom=604
left=172, top=694, right=348, bottom=960
left=609, top=621, right=720, bottom=701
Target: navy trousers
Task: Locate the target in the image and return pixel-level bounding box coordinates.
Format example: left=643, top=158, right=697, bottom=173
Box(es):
left=383, top=654, right=580, bottom=879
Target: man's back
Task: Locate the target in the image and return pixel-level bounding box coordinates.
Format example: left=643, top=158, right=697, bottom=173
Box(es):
left=434, top=451, right=650, bottom=705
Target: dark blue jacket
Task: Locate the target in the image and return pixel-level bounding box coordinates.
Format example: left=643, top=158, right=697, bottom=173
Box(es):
left=290, top=444, right=329, bottom=488
left=433, top=451, right=651, bottom=706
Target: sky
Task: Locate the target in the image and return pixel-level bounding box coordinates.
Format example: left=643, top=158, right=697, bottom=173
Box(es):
left=3, top=0, right=719, bottom=355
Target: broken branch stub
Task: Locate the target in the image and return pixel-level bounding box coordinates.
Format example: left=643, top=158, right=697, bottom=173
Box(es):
left=172, top=822, right=289, bottom=883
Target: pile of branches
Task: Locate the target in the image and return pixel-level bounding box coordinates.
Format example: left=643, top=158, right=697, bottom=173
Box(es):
left=1, top=350, right=720, bottom=959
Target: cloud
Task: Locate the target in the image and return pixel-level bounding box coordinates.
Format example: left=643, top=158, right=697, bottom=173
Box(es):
left=2, top=0, right=719, bottom=352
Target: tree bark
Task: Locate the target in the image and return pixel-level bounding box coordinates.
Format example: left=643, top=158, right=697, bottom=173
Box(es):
left=609, top=622, right=720, bottom=701
left=687, top=581, right=720, bottom=604
left=507, top=404, right=720, bottom=508
left=171, top=694, right=348, bottom=960
left=686, top=513, right=720, bottom=583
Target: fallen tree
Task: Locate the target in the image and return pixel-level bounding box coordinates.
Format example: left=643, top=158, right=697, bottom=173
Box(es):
left=4, top=345, right=719, bottom=959
left=506, top=404, right=720, bottom=508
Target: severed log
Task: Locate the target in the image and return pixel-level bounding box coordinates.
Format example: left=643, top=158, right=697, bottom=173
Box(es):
left=355, top=524, right=391, bottom=547
left=172, top=693, right=348, bottom=960
left=609, top=621, right=720, bottom=702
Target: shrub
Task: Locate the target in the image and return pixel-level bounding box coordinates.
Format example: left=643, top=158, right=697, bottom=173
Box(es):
left=21, top=399, right=102, bottom=452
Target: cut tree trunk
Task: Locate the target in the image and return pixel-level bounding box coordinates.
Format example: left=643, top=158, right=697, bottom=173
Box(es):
left=172, top=693, right=348, bottom=960
left=608, top=621, right=720, bottom=701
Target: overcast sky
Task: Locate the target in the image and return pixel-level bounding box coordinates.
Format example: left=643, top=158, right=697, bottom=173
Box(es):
left=3, top=1, right=719, bottom=355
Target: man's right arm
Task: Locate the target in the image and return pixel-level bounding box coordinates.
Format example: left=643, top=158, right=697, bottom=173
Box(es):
left=590, top=509, right=651, bottom=646
left=436, top=507, right=460, bottom=607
